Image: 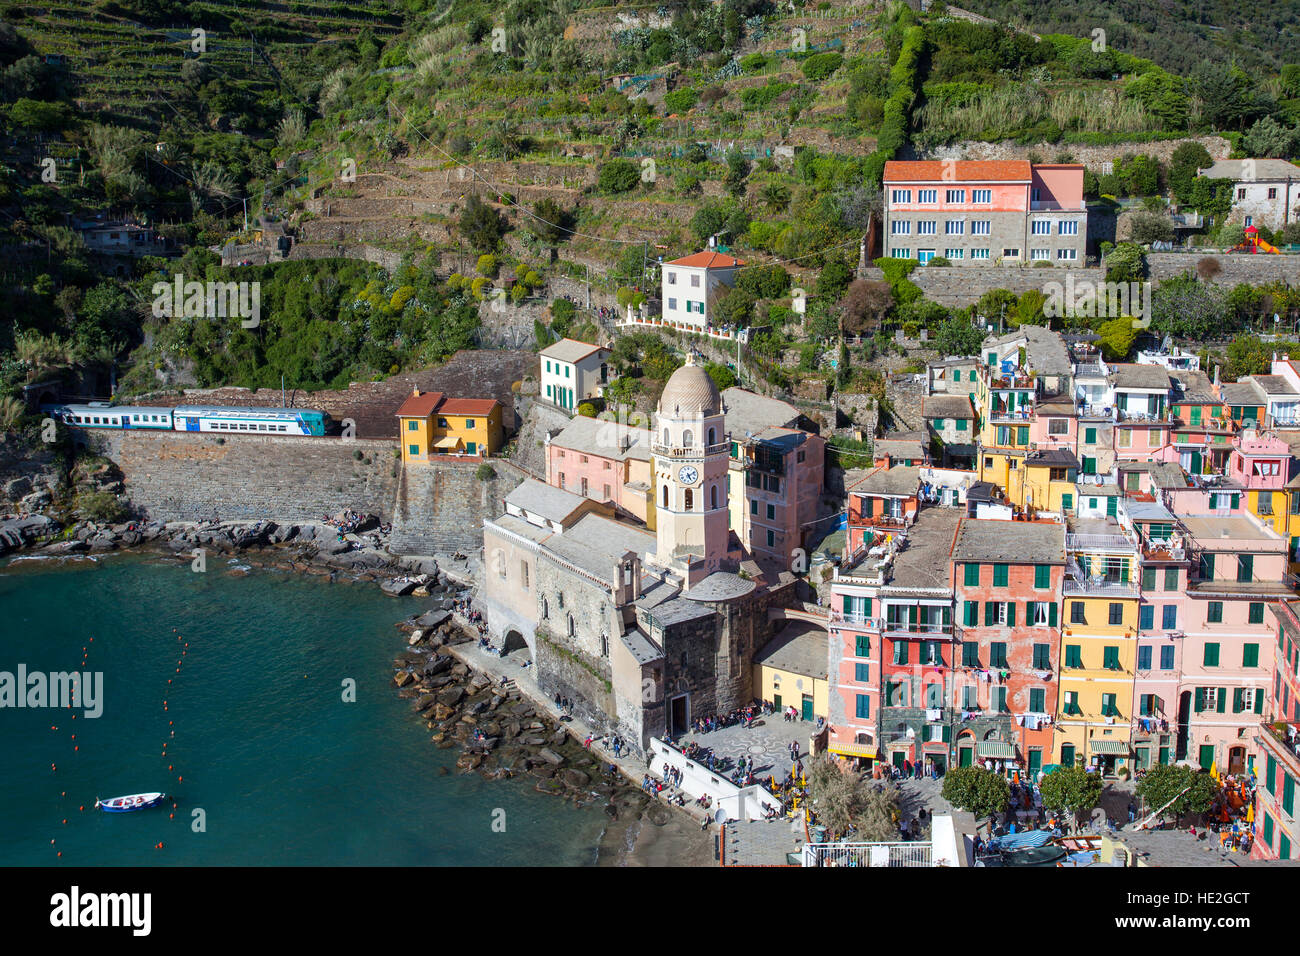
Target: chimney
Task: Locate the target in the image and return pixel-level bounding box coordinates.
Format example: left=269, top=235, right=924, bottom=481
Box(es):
left=412, top=387, right=421, bottom=397
left=1213, top=365, right=1220, bottom=387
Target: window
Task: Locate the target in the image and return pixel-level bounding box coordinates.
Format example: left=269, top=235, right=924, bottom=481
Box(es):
left=1162, top=605, right=1177, bottom=630
left=891, top=220, right=912, bottom=235
left=1032, top=644, right=1051, bottom=669
left=750, top=499, right=757, bottom=515
left=963, top=600, right=979, bottom=627
left=667, top=297, right=677, bottom=310
left=690, top=274, right=700, bottom=288
left=945, top=248, right=965, bottom=260
left=1141, top=567, right=1156, bottom=591
left=855, top=634, right=870, bottom=657
left=964, top=563, right=980, bottom=586
left=1244, top=643, right=1260, bottom=667
left=766, top=503, right=775, bottom=520
left=1249, top=603, right=1265, bottom=625
left=1108, top=603, right=1123, bottom=626
left=1101, top=693, right=1118, bottom=717
left=962, top=642, right=980, bottom=667
left=989, top=642, right=1008, bottom=668
left=994, top=686, right=1008, bottom=713
left=1063, top=691, right=1081, bottom=715
left=1207, top=602, right=1223, bottom=624
left=1002, top=248, right=1020, bottom=258
left=856, top=695, right=871, bottom=719
left=1065, top=645, right=1083, bottom=668
left=972, top=248, right=989, bottom=260
left=918, top=189, right=937, bottom=203
left=972, top=189, right=991, bottom=203
left=993, top=563, right=1008, bottom=587
left=1160, top=645, right=1175, bottom=670
left=1103, top=645, right=1121, bottom=670
left=1034, top=564, right=1051, bottom=590
left=1029, top=601, right=1054, bottom=626
left=1200, top=553, right=1215, bottom=580
left=1139, top=605, right=1154, bottom=630
left=1070, top=601, right=1086, bottom=624
left=946, top=189, right=965, bottom=203
left=1030, top=248, right=1050, bottom=261
left=1029, top=688, right=1046, bottom=713
left=961, top=685, right=978, bottom=710
left=1060, top=221, right=1079, bottom=236
left=1138, top=645, right=1152, bottom=670
left=893, top=642, right=909, bottom=665
left=1048, top=418, right=1068, bottom=436
left=890, top=248, right=911, bottom=259
left=1238, top=555, right=1253, bottom=582
left=1031, top=220, right=1051, bottom=235
left=855, top=662, right=870, bottom=683
left=945, top=220, right=964, bottom=235
left=970, top=220, right=991, bottom=236
left=1204, top=643, right=1220, bottom=667
left=891, top=189, right=912, bottom=204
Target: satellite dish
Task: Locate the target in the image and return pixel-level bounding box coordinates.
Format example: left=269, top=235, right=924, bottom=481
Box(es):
left=714, top=807, right=727, bottom=824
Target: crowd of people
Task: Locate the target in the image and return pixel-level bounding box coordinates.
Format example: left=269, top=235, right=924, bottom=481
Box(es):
left=689, top=702, right=769, bottom=735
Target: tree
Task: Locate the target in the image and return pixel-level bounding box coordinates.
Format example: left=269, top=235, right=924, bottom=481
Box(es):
left=704, top=361, right=737, bottom=390
left=838, top=280, right=893, bottom=335
left=1168, top=142, right=1213, bottom=204
left=1128, top=211, right=1175, bottom=245
left=710, top=286, right=756, bottom=327
left=1135, top=764, right=1219, bottom=824
left=723, top=148, right=750, bottom=197
left=597, top=158, right=640, bottom=193
left=1243, top=117, right=1300, bottom=160
left=1097, top=316, right=1137, bottom=361
left=1038, top=765, right=1103, bottom=827
left=1225, top=334, right=1273, bottom=379
left=941, top=766, right=1010, bottom=818
left=807, top=753, right=900, bottom=840
left=932, top=317, right=986, bottom=357
left=735, top=264, right=790, bottom=299
left=1012, top=289, right=1048, bottom=327
left=760, top=182, right=791, bottom=211
left=457, top=194, right=508, bottom=252
left=1151, top=273, right=1227, bottom=339
left=816, top=256, right=854, bottom=303
left=975, top=288, right=1017, bottom=328
left=529, top=198, right=574, bottom=246
left=1104, top=242, right=1146, bottom=283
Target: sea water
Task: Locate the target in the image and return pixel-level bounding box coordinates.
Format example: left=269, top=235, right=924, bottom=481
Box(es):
left=0, top=554, right=607, bottom=865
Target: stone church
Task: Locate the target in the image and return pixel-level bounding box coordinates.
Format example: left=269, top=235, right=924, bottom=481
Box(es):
left=482, top=357, right=800, bottom=751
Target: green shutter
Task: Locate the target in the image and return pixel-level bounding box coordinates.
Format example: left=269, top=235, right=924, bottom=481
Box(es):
left=1035, top=564, right=1050, bottom=589
left=1217, top=687, right=1227, bottom=713
left=1256, top=691, right=1265, bottom=714
left=964, top=562, right=980, bottom=586
left=1195, top=687, right=1205, bottom=711
left=1017, top=425, right=1029, bottom=445
left=1049, top=602, right=1058, bottom=626
left=1085, top=427, right=1096, bottom=444
left=864, top=497, right=875, bottom=517
left=843, top=595, right=852, bottom=613
left=1006, top=602, right=1016, bottom=627
left=964, top=600, right=978, bottom=626
left=985, top=601, right=995, bottom=626
left=1233, top=688, right=1245, bottom=713
left=993, top=563, right=1008, bottom=587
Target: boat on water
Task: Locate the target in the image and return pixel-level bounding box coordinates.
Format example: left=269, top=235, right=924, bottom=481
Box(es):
left=95, top=792, right=166, bottom=813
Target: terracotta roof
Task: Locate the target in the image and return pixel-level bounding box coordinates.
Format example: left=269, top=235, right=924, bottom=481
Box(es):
left=665, top=251, right=744, bottom=269
left=884, top=160, right=1032, bottom=183
left=395, top=390, right=445, bottom=418
left=440, top=398, right=500, bottom=415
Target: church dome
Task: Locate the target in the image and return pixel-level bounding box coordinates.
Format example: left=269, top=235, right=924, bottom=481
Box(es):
left=658, top=359, right=721, bottom=418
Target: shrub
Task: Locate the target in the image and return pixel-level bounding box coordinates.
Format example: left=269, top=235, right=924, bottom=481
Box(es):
left=663, top=88, right=698, bottom=114
left=475, top=463, right=496, bottom=480
left=577, top=402, right=597, bottom=417
left=928, top=256, right=951, bottom=267
left=352, top=449, right=364, bottom=460
left=800, top=51, right=843, bottom=82
left=77, top=490, right=126, bottom=523
left=739, top=53, right=768, bottom=72
left=598, top=158, right=640, bottom=193
left=476, top=253, right=498, bottom=277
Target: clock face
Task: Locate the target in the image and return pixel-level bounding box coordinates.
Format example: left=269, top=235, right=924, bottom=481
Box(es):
left=677, top=465, right=699, bottom=485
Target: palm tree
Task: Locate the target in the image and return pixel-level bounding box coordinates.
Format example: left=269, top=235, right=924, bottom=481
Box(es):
left=761, top=181, right=791, bottom=211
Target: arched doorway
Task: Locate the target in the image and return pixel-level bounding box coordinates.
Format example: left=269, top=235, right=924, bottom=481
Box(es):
left=957, top=731, right=975, bottom=768
left=501, top=629, right=532, bottom=667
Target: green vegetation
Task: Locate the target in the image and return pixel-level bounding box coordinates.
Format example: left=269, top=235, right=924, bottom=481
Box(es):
left=1037, top=765, right=1104, bottom=826
left=941, top=766, right=1011, bottom=818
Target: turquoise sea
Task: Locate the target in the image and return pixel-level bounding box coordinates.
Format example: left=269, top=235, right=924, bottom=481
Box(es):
left=0, top=554, right=608, bottom=866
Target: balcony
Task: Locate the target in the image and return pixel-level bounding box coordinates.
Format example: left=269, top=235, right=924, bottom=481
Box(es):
left=882, top=620, right=953, bottom=637
left=1116, top=408, right=1169, bottom=424
left=1063, top=577, right=1141, bottom=597
left=1077, top=404, right=1116, bottom=421
left=652, top=441, right=730, bottom=458
left=849, top=513, right=909, bottom=530
left=830, top=610, right=883, bottom=630
left=1141, top=538, right=1186, bottom=561
left=989, top=408, right=1033, bottom=423
left=989, top=374, right=1036, bottom=390
left=1067, top=532, right=1136, bottom=551
left=1262, top=721, right=1300, bottom=764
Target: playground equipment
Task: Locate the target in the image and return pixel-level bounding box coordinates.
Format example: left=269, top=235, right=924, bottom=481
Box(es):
left=1233, top=225, right=1281, bottom=254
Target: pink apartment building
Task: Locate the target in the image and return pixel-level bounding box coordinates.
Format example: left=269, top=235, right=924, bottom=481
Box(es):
left=545, top=415, right=655, bottom=525
left=1176, top=514, right=1289, bottom=774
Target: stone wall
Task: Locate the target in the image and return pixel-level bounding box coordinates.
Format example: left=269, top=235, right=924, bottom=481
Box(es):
left=90, top=431, right=400, bottom=523
left=916, top=135, right=1231, bottom=171
left=1146, top=252, right=1300, bottom=286
left=388, top=459, right=529, bottom=555
left=862, top=264, right=1102, bottom=308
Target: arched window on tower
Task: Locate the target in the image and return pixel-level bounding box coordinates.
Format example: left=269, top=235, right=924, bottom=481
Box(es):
left=684, top=489, right=693, bottom=511
left=711, top=484, right=718, bottom=509
left=708, top=427, right=716, bottom=445
left=683, top=429, right=693, bottom=447
left=662, top=484, right=669, bottom=507
left=663, top=427, right=670, bottom=446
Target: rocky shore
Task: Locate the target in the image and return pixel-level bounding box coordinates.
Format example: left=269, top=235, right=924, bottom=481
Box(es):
left=393, top=614, right=716, bottom=866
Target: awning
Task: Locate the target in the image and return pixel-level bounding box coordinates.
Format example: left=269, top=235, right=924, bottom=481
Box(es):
left=977, top=741, right=1016, bottom=759
left=829, top=742, right=877, bottom=759
left=433, top=436, right=461, bottom=449
left=1090, top=739, right=1131, bottom=755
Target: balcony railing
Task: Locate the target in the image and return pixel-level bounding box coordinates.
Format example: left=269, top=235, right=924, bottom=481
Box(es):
left=830, top=610, right=883, bottom=630
left=882, top=621, right=953, bottom=637
left=652, top=441, right=730, bottom=458
left=848, top=513, right=908, bottom=529
left=1067, top=532, right=1136, bottom=551
left=989, top=408, right=1033, bottom=422
left=1063, top=577, right=1140, bottom=596
left=1117, top=408, right=1169, bottom=423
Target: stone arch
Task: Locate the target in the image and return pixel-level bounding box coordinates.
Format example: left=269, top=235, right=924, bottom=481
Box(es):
left=683, top=428, right=693, bottom=447
left=502, top=629, right=530, bottom=661
left=707, top=426, right=716, bottom=445
left=684, top=488, right=693, bottom=511
left=710, top=484, right=718, bottom=509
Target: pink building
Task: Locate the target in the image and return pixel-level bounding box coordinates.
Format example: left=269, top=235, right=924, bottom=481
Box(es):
left=1030, top=399, right=1077, bottom=453
left=545, top=415, right=655, bottom=524
left=1175, top=514, right=1289, bottom=774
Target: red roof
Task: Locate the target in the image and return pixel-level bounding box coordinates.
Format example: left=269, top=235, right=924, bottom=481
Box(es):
left=439, top=398, right=500, bottom=415
left=883, top=160, right=1033, bottom=184
left=665, top=251, right=745, bottom=269
left=395, top=390, right=445, bottom=418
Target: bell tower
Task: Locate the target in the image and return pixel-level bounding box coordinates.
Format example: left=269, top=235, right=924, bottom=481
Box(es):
left=652, top=356, right=728, bottom=586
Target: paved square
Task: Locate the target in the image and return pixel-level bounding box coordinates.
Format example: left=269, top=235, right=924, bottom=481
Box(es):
left=678, top=714, right=817, bottom=781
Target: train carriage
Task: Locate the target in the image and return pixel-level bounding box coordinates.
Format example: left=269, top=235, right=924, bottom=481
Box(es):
left=170, top=405, right=332, bottom=436
left=43, top=404, right=175, bottom=429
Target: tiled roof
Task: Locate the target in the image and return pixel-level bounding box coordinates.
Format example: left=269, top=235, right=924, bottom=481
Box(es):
left=540, top=338, right=609, bottom=364
left=884, top=160, right=1032, bottom=183
left=439, top=398, right=500, bottom=415
left=665, top=251, right=744, bottom=269
left=395, top=390, right=445, bottom=417
left=951, top=518, right=1066, bottom=564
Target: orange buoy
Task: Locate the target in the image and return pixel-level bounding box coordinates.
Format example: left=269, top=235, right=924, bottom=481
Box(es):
left=70, top=735, right=75, bottom=740
left=63, top=819, right=67, bottom=824
left=169, top=813, right=174, bottom=819
left=50, top=839, right=55, bottom=844
left=79, top=806, right=84, bottom=811
left=74, top=746, right=78, bottom=751
left=57, top=852, right=61, bottom=857
left=178, top=776, right=183, bottom=782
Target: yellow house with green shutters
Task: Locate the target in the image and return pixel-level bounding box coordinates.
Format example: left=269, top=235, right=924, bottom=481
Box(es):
left=396, top=388, right=504, bottom=463
left=752, top=623, right=829, bottom=721
left=1055, top=520, right=1141, bottom=772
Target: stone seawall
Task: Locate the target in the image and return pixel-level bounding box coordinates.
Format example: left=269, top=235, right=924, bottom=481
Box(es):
left=388, top=459, right=529, bottom=555
left=91, top=431, right=400, bottom=523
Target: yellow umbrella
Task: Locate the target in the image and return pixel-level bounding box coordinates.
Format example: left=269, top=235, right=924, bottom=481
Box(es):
left=1210, top=761, right=1220, bottom=782
left=1247, top=801, right=1255, bottom=824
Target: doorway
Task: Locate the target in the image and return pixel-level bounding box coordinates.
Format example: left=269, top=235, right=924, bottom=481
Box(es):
left=801, top=694, right=813, bottom=722
left=670, top=694, right=689, bottom=738
left=1176, top=692, right=1191, bottom=759
left=1199, top=744, right=1215, bottom=771
left=1229, top=746, right=1245, bottom=775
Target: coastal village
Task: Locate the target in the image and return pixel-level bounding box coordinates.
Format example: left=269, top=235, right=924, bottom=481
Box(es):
left=11, top=156, right=1300, bottom=869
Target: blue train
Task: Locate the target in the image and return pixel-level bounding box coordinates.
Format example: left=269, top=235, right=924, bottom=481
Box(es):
left=43, top=403, right=333, bottom=437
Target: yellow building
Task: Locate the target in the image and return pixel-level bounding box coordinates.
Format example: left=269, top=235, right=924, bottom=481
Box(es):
left=752, top=623, right=829, bottom=721
left=396, top=388, right=504, bottom=464
left=1020, top=448, right=1078, bottom=515
left=1056, top=526, right=1141, bottom=771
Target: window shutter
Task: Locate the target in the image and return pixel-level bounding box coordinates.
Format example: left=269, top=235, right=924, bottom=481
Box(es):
left=864, top=497, right=874, bottom=517
left=1007, top=602, right=1016, bottom=627
left=985, top=601, right=995, bottom=626
left=1195, top=687, right=1205, bottom=711
left=1217, top=688, right=1227, bottom=713
left=1255, top=691, right=1265, bottom=714
left=1231, top=493, right=1240, bottom=509
left=1233, top=688, right=1244, bottom=713
left=1048, top=602, right=1058, bottom=627
left=843, top=595, right=852, bottom=613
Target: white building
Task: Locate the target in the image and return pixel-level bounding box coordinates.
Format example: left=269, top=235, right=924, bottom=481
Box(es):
left=660, top=250, right=743, bottom=330
left=1199, top=159, right=1300, bottom=232
left=539, top=338, right=611, bottom=415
